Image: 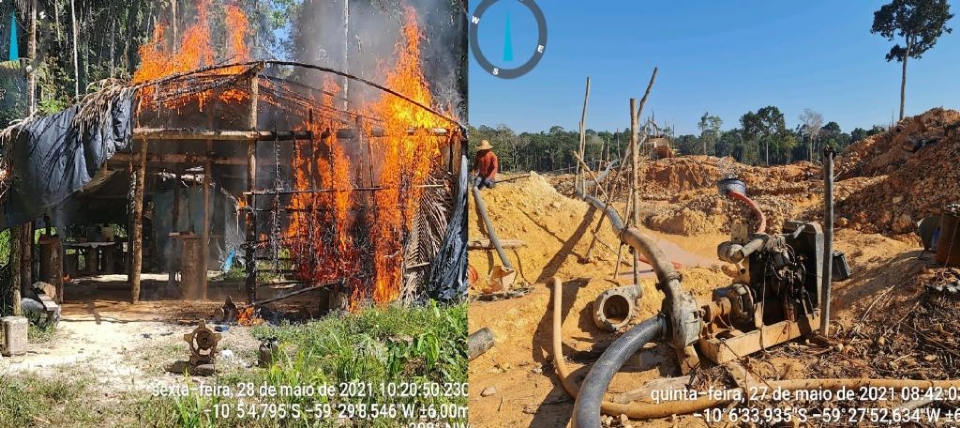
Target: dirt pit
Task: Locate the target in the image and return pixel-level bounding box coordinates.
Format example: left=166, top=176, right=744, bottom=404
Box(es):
left=468, top=169, right=938, bottom=427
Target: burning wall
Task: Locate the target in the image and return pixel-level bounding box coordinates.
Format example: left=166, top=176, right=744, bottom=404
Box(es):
left=126, top=1, right=465, bottom=306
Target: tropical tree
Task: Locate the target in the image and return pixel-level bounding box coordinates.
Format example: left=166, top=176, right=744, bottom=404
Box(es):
left=799, top=109, right=824, bottom=162
left=697, top=112, right=722, bottom=155
left=871, top=0, right=953, bottom=120
left=741, top=106, right=786, bottom=166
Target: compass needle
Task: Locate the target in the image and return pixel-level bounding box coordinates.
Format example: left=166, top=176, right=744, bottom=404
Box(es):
left=504, top=12, right=514, bottom=62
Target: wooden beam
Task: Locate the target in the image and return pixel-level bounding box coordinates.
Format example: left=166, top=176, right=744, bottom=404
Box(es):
left=132, top=128, right=311, bottom=141
left=107, top=153, right=281, bottom=166
left=130, top=127, right=449, bottom=142
left=129, top=138, right=148, bottom=304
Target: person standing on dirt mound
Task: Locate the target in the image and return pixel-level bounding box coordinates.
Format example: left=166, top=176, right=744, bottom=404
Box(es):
left=472, top=140, right=498, bottom=189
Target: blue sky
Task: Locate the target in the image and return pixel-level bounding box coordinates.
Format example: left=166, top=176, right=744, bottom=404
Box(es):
left=467, top=0, right=960, bottom=135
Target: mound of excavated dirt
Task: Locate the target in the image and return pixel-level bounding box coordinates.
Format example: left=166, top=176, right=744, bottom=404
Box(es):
left=644, top=187, right=821, bottom=236
left=468, top=173, right=624, bottom=288
left=587, top=156, right=820, bottom=201
left=838, top=108, right=960, bottom=178
left=837, top=108, right=960, bottom=235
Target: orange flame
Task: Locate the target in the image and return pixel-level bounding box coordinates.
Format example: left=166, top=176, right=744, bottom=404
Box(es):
left=366, top=6, right=445, bottom=305
left=133, top=0, right=251, bottom=109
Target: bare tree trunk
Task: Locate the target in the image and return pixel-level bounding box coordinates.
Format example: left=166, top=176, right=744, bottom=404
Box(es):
left=765, top=140, right=770, bottom=166
left=71, top=0, right=79, bottom=98
left=899, top=46, right=909, bottom=121
left=26, top=0, right=37, bottom=114
left=342, top=0, right=349, bottom=110
left=172, top=0, right=178, bottom=47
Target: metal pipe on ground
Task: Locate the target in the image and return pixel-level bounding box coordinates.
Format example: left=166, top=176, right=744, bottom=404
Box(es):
left=471, top=186, right=513, bottom=271
left=579, top=193, right=700, bottom=351
left=821, top=146, right=836, bottom=336
left=592, top=285, right=639, bottom=331
left=468, top=328, right=495, bottom=361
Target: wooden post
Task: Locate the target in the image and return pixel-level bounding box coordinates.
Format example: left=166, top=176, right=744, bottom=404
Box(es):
left=27, top=0, right=37, bottom=114
left=201, top=153, right=211, bottom=300
left=200, top=108, right=213, bottom=299
left=10, top=225, right=22, bottom=316
left=245, top=74, right=259, bottom=304
left=21, top=222, right=32, bottom=291
left=168, top=167, right=180, bottom=289
left=629, top=98, right=640, bottom=284
left=129, top=138, right=148, bottom=304
left=577, top=77, right=591, bottom=196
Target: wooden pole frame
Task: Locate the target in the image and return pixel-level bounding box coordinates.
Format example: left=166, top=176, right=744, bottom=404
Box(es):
left=577, top=77, right=591, bottom=196
left=245, top=74, right=259, bottom=304
left=129, top=137, right=148, bottom=304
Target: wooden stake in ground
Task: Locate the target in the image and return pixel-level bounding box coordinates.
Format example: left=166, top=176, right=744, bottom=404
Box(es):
left=629, top=98, right=641, bottom=284
left=129, top=138, right=148, bottom=304
left=577, top=77, right=591, bottom=195
left=629, top=68, right=659, bottom=286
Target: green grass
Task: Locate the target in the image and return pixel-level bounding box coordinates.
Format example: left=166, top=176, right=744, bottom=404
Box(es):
left=2, top=301, right=469, bottom=428
left=0, top=367, right=103, bottom=427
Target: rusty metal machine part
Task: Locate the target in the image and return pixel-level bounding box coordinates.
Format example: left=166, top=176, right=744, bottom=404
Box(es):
left=699, top=221, right=825, bottom=363
left=592, top=285, right=640, bottom=331
left=184, top=320, right=222, bottom=365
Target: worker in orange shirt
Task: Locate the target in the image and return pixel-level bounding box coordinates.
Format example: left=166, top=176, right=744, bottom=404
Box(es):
left=471, top=140, right=498, bottom=189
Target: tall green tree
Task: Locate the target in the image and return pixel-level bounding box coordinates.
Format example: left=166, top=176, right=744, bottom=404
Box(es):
left=697, top=112, right=722, bottom=155
left=871, top=0, right=953, bottom=120
left=741, top=106, right=786, bottom=166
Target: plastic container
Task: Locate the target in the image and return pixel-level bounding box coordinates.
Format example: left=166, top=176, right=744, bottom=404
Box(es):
left=1, top=316, right=28, bottom=357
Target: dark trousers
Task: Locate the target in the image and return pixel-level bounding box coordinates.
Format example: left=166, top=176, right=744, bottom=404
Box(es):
left=474, top=176, right=496, bottom=189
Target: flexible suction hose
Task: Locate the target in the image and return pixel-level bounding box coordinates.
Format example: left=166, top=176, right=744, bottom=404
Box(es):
left=551, top=277, right=960, bottom=427
left=726, top=190, right=767, bottom=234
left=573, top=316, right=665, bottom=426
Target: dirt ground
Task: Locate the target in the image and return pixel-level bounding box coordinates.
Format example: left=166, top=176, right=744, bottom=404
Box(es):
left=0, top=274, right=313, bottom=397
left=467, top=157, right=943, bottom=427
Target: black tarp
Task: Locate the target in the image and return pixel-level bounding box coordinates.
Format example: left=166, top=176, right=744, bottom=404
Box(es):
left=426, top=155, right=468, bottom=302
left=0, top=90, right=135, bottom=229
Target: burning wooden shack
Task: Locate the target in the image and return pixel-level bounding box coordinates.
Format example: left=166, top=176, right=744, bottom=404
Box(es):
left=0, top=59, right=468, bottom=310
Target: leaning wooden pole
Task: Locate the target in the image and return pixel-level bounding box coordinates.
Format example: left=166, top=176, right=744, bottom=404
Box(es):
left=630, top=68, right=659, bottom=287
left=577, top=77, right=591, bottom=195
left=129, top=138, right=148, bottom=304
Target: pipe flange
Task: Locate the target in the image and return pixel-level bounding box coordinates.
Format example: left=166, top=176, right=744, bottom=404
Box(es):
left=592, top=286, right=639, bottom=331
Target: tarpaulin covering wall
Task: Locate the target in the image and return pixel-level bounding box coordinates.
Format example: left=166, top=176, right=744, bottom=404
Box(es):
left=0, top=90, right=135, bottom=230
left=426, top=155, right=468, bottom=302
